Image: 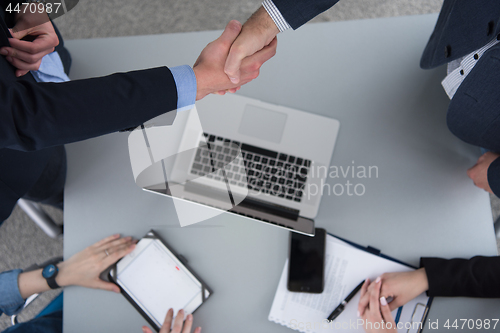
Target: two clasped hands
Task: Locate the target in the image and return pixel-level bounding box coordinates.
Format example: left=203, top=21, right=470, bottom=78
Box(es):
left=357, top=270, right=429, bottom=333
left=0, top=7, right=279, bottom=101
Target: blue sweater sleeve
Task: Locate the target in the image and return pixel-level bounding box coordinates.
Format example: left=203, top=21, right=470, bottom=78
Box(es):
left=0, top=269, right=25, bottom=316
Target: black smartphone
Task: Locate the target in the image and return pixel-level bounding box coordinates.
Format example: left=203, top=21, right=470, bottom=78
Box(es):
left=287, top=228, right=326, bottom=293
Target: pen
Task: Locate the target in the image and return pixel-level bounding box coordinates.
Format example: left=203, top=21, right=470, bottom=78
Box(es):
left=327, top=281, right=364, bottom=322
left=395, top=306, right=403, bottom=324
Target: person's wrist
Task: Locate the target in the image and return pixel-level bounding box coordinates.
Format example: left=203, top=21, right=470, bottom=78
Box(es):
left=415, top=268, right=429, bottom=294
left=248, top=6, right=279, bottom=45
left=54, top=262, right=72, bottom=288
left=192, top=66, right=207, bottom=101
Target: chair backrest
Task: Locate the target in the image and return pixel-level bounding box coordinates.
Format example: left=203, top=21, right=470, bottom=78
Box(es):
left=17, top=199, right=63, bottom=239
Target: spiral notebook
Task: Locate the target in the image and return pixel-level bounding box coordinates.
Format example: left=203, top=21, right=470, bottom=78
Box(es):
left=268, top=234, right=431, bottom=333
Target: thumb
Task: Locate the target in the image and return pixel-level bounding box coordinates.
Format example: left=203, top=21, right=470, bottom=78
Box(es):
left=94, top=280, right=120, bottom=293
left=9, top=26, right=30, bottom=40
left=217, top=20, right=242, bottom=47
left=142, top=326, right=153, bottom=333
left=220, top=21, right=245, bottom=84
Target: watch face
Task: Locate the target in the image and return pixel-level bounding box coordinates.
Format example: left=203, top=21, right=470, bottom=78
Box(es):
left=42, top=264, right=57, bottom=279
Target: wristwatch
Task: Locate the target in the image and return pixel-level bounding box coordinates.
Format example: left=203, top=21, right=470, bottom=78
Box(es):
left=42, top=264, right=60, bottom=289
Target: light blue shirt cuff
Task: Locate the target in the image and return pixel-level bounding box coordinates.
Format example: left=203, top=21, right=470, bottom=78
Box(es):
left=30, top=51, right=70, bottom=83
left=0, top=269, right=25, bottom=316
left=170, top=65, right=197, bottom=112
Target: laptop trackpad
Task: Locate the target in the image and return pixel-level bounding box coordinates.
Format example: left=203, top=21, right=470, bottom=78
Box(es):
left=238, top=105, right=287, bottom=143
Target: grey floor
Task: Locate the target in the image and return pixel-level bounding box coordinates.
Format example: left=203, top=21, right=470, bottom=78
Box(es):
left=1, top=0, right=500, bottom=330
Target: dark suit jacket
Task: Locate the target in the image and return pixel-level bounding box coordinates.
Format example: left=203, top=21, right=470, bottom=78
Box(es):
left=272, top=0, right=500, bottom=297
left=273, top=0, right=500, bottom=198
left=421, top=256, right=500, bottom=297
left=0, top=2, right=178, bottom=222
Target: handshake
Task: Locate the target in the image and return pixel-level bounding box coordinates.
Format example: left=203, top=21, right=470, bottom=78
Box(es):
left=193, top=16, right=278, bottom=101
left=1, top=7, right=279, bottom=99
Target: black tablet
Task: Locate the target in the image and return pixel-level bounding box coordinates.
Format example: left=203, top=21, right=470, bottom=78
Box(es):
left=109, top=230, right=212, bottom=331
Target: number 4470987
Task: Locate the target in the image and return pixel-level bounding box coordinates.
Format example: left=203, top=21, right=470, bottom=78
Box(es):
left=5, top=2, right=62, bottom=14
left=444, top=319, right=498, bottom=330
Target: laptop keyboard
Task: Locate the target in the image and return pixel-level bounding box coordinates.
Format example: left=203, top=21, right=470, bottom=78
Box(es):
left=190, top=133, right=311, bottom=203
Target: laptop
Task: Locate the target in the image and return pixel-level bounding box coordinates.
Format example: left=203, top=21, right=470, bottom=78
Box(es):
left=143, top=94, right=339, bottom=236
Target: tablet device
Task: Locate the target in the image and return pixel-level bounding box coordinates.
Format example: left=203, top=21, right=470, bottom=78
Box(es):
left=109, top=230, right=212, bottom=332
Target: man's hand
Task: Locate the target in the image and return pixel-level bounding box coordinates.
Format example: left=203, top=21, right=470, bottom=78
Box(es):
left=467, top=152, right=500, bottom=194
left=193, top=20, right=277, bottom=100
left=224, top=6, right=279, bottom=84
left=0, top=7, right=59, bottom=77
left=142, top=309, right=201, bottom=333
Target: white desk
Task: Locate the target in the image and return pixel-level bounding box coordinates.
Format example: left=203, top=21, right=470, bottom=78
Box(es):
left=63, top=14, right=498, bottom=332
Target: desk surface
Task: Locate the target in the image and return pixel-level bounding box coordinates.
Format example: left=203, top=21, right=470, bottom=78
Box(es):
left=63, top=14, right=498, bottom=333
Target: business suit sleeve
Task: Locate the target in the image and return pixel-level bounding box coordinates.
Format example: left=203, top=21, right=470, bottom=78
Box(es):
left=421, top=256, right=500, bottom=297
left=488, top=157, right=500, bottom=197
left=0, top=67, right=178, bottom=151
left=271, top=0, right=340, bottom=30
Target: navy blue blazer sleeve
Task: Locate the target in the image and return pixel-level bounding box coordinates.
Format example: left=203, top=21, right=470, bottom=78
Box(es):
left=0, top=67, right=178, bottom=151
left=271, top=0, right=339, bottom=30
left=421, top=256, right=500, bottom=298
left=488, top=157, right=500, bottom=197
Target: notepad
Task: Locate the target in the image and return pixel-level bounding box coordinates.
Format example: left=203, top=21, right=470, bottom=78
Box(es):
left=268, top=235, right=429, bottom=333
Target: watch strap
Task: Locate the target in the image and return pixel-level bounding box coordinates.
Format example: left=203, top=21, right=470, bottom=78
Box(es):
left=46, top=275, right=60, bottom=289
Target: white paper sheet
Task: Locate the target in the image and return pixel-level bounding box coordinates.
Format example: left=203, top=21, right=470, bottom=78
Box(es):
left=269, top=235, right=429, bottom=332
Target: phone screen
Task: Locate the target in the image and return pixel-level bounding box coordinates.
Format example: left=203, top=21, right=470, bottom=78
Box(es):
left=287, top=228, right=326, bottom=293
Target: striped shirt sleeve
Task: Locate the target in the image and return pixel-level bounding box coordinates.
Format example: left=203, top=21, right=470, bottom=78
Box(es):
left=262, top=0, right=291, bottom=32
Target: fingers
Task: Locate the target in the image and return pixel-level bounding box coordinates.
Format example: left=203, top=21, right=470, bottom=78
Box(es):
left=9, top=27, right=29, bottom=41
left=379, top=296, right=396, bottom=326
left=357, top=278, right=370, bottom=317
left=194, top=328, right=202, bottom=333
left=160, top=308, right=174, bottom=333
left=466, top=165, right=476, bottom=179
left=16, top=69, right=29, bottom=77
left=368, top=277, right=382, bottom=316
left=181, top=314, right=193, bottom=333
left=5, top=55, right=41, bottom=72
left=102, top=242, right=136, bottom=267
left=8, top=37, right=55, bottom=55
left=1, top=45, right=53, bottom=66
left=142, top=327, right=153, bottom=333
left=93, top=279, right=120, bottom=293
left=92, top=234, right=121, bottom=249
left=96, top=236, right=132, bottom=253
left=171, top=309, right=185, bottom=333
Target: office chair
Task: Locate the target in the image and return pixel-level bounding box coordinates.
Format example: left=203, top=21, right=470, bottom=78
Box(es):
left=495, top=216, right=500, bottom=239
left=17, top=199, right=63, bottom=239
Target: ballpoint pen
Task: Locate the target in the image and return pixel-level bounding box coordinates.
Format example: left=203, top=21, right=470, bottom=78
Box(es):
left=327, top=280, right=364, bottom=321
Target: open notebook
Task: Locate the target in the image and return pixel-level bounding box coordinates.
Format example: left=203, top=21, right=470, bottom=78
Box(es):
left=269, top=234, right=430, bottom=333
